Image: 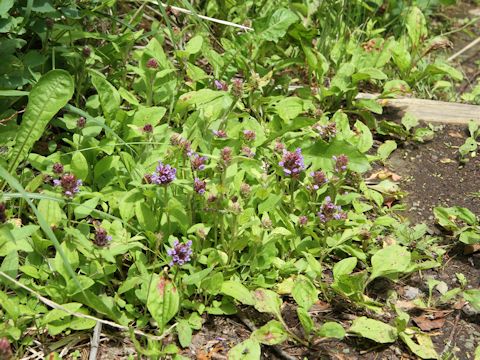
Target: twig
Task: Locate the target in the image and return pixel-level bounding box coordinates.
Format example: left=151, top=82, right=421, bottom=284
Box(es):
left=89, top=322, right=102, bottom=360
left=136, top=0, right=253, bottom=31
left=441, top=311, right=461, bottom=356
left=236, top=312, right=298, bottom=360
left=0, top=271, right=176, bottom=341
left=448, top=36, right=480, bottom=62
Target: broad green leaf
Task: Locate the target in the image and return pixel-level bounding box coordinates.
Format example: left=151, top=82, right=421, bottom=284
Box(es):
left=349, top=317, right=397, bottom=343
left=370, top=245, right=411, bottom=281
left=258, top=8, right=298, bottom=42
left=8, top=70, right=74, bottom=172
left=71, top=151, right=89, bottom=181
left=252, top=320, right=288, bottom=345
left=275, top=97, right=303, bottom=121
left=297, top=307, right=314, bottom=335
left=177, top=320, right=192, bottom=348
left=406, top=7, right=427, bottom=47
left=0, top=290, right=20, bottom=320
left=135, top=202, right=157, bottom=232
left=399, top=332, right=439, bottom=359
left=221, top=280, right=255, bottom=306
left=252, top=288, right=282, bottom=319
left=0, top=251, right=18, bottom=280
left=401, top=113, right=419, bottom=132
left=459, top=137, right=477, bottom=157
left=147, top=275, right=180, bottom=332
left=463, top=289, right=480, bottom=311
left=228, top=339, right=261, bottom=360
left=74, top=198, right=99, bottom=220
left=90, top=70, right=121, bottom=123
left=317, top=322, right=345, bottom=339
left=38, top=199, right=64, bottom=226
left=292, top=276, right=318, bottom=310
left=333, top=257, right=357, bottom=280
left=354, top=121, right=373, bottom=153
left=0, top=0, right=14, bottom=16
left=184, top=35, right=203, bottom=55
left=183, top=268, right=213, bottom=286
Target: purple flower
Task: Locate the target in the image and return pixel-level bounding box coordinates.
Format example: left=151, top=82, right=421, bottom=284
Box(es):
left=213, top=129, right=227, bottom=138
left=298, top=215, right=308, bottom=226
left=54, top=173, right=82, bottom=197
left=93, top=227, right=112, bottom=247
left=143, top=124, right=153, bottom=133
left=274, top=141, right=286, bottom=153
left=146, top=58, right=159, bottom=69
left=241, top=146, right=255, bottom=158
left=0, top=203, right=6, bottom=224
left=214, top=80, right=228, bottom=91
left=151, top=162, right=176, bottom=185
left=240, top=183, right=251, bottom=197
left=52, top=162, right=64, bottom=174
left=193, top=178, right=206, bottom=194
left=221, top=147, right=233, bottom=165
left=309, top=170, right=328, bottom=190
left=317, top=196, right=346, bottom=223
left=190, top=153, right=207, bottom=171
left=279, top=148, right=305, bottom=177
left=333, top=154, right=349, bottom=172
left=77, top=116, right=86, bottom=129
left=167, top=239, right=193, bottom=266
left=231, top=78, right=243, bottom=97
left=170, top=133, right=192, bottom=156
left=313, top=122, right=336, bottom=139
left=243, top=130, right=256, bottom=142
left=0, top=337, right=12, bottom=359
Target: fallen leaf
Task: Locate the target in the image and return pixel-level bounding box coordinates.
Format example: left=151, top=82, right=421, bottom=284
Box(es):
left=412, top=312, right=449, bottom=331
left=395, top=300, right=417, bottom=311
left=309, top=300, right=332, bottom=313
left=440, top=158, right=455, bottom=164
left=464, top=244, right=480, bottom=255
left=366, top=168, right=402, bottom=182
left=448, top=131, right=464, bottom=139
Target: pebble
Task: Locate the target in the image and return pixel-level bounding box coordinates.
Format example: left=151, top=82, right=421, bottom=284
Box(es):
left=404, top=286, right=420, bottom=300
left=462, top=304, right=479, bottom=316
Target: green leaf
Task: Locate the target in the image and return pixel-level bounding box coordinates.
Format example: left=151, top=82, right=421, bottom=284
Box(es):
left=292, top=276, right=318, bottom=310
left=370, top=245, right=411, bottom=281
left=8, top=70, right=74, bottom=172
left=184, top=35, right=203, bottom=55
left=0, top=251, right=18, bottom=280
left=90, top=70, right=121, bottom=123
left=252, top=320, right=288, bottom=345
left=228, top=339, right=261, bottom=360
left=399, top=332, right=439, bottom=359
left=0, top=0, right=14, bottom=16
left=38, top=199, right=64, bottom=226
left=275, top=97, right=303, bottom=121
left=135, top=202, right=157, bottom=232
left=183, top=268, right=213, bottom=287
left=74, top=198, right=99, bottom=220
left=463, top=289, right=480, bottom=311
left=406, top=6, right=427, bottom=47
left=349, top=317, right=397, bottom=343
left=459, top=138, right=477, bottom=157
left=147, top=275, right=180, bottom=333
left=297, top=307, right=314, bottom=335
left=317, top=322, right=345, bottom=339
left=252, top=288, right=282, bottom=319
left=71, top=151, right=89, bottom=181
left=177, top=319, right=192, bottom=348
left=377, top=140, right=397, bottom=161
left=401, top=113, right=419, bottom=132
left=258, top=8, right=298, bottom=42
left=221, top=280, right=255, bottom=306
left=333, top=257, right=357, bottom=280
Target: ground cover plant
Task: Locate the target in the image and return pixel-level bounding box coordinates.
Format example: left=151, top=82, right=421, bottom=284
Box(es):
left=0, top=0, right=479, bottom=359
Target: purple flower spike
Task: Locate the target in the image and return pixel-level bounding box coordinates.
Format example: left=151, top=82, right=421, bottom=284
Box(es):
left=54, top=173, right=82, bottom=197
left=279, top=148, right=305, bottom=177
left=190, top=153, right=207, bottom=171
left=167, top=239, right=193, bottom=266
left=151, top=162, right=176, bottom=185
left=213, top=129, right=227, bottom=138
left=0, top=337, right=12, bottom=359
left=94, top=227, right=112, bottom=247
left=317, top=196, right=346, bottom=223
left=298, top=215, right=308, bottom=227
left=243, top=130, right=256, bottom=142
left=193, top=178, right=206, bottom=194
left=309, top=170, right=328, bottom=190
left=214, top=80, right=228, bottom=91
left=333, top=154, right=349, bottom=172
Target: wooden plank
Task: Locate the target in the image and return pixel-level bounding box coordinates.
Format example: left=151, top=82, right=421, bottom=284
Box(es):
left=357, top=94, right=480, bottom=125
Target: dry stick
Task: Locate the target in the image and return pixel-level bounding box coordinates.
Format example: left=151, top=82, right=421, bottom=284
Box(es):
left=448, top=36, right=480, bottom=62
left=89, top=322, right=102, bottom=360
left=236, top=312, right=298, bottom=360
left=138, top=0, right=253, bottom=31
left=0, top=271, right=176, bottom=342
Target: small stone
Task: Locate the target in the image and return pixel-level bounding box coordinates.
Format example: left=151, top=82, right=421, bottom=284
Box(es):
left=404, top=286, right=420, bottom=300
left=342, top=349, right=350, bottom=354
left=462, top=304, right=479, bottom=316
left=435, top=282, right=448, bottom=295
